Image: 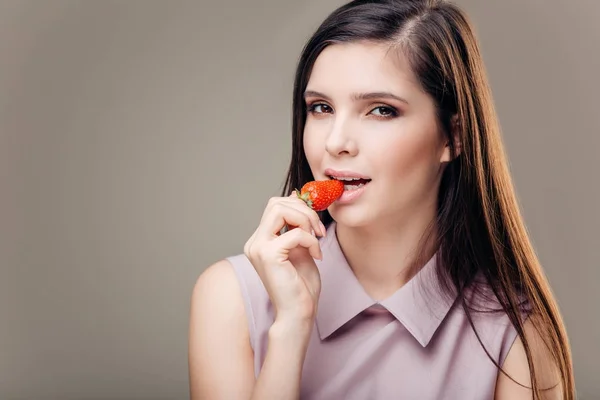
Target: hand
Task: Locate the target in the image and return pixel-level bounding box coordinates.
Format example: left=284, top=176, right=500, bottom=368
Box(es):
left=244, top=193, right=326, bottom=326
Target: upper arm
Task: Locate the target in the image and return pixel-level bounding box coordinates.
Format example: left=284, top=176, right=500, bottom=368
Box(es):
left=188, top=259, right=255, bottom=400
left=494, top=317, right=562, bottom=400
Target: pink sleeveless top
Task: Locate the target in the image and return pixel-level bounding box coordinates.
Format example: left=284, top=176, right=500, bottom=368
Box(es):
left=227, top=222, right=520, bottom=399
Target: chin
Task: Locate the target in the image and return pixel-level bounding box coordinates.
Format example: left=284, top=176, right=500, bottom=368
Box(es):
left=327, top=205, right=375, bottom=229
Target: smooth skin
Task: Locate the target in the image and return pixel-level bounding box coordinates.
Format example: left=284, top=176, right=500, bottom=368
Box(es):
left=189, top=194, right=324, bottom=400
left=188, top=41, right=561, bottom=399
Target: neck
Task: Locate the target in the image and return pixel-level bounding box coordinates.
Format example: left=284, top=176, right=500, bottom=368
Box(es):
left=334, top=209, right=438, bottom=301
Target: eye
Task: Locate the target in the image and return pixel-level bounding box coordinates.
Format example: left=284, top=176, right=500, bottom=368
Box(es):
left=307, top=103, right=333, bottom=114
left=370, top=106, right=398, bottom=118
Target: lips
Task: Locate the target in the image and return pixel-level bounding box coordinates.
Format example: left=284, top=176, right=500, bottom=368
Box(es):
left=337, top=180, right=368, bottom=203
left=333, top=178, right=370, bottom=192
left=324, top=168, right=371, bottom=181
left=323, top=169, right=371, bottom=196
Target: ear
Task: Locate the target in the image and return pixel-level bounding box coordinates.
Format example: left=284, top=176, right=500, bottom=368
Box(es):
left=440, top=114, right=462, bottom=163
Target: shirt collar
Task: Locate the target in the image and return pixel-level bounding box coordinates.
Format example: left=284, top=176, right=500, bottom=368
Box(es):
left=315, top=221, right=457, bottom=347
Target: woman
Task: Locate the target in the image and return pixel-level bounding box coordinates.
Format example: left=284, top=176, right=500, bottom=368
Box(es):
left=188, top=0, right=575, bottom=399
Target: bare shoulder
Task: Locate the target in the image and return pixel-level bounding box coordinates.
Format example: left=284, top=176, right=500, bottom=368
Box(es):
left=191, top=258, right=244, bottom=304
left=190, top=259, right=247, bottom=328
left=494, top=316, right=563, bottom=399
left=188, top=259, right=255, bottom=399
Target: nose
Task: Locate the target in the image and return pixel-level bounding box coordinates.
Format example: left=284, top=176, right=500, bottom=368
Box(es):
left=325, top=117, right=358, bottom=157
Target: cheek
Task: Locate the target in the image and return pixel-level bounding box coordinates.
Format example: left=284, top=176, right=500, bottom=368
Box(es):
left=377, top=126, right=442, bottom=183
left=303, top=128, right=323, bottom=173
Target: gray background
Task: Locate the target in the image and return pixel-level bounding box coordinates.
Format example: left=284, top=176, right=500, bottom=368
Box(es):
left=1, top=0, right=598, bottom=399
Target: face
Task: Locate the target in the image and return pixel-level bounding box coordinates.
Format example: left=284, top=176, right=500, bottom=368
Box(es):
left=303, top=41, right=452, bottom=228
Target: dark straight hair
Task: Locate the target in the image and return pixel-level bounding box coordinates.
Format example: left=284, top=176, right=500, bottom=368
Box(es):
left=281, top=0, right=574, bottom=398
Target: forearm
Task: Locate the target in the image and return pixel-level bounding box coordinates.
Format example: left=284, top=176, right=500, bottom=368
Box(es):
left=250, top=320, right=313, bottom=400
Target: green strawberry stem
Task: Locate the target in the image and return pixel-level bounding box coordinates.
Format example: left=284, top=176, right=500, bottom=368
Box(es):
left=295, top=188, right=314, bottom=209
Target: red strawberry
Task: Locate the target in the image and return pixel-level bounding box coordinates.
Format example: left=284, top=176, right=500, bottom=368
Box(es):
left=296, top=179, right=345, bottom=211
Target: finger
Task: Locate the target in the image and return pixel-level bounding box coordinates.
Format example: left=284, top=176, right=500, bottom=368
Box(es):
left=280, top=197, right=326, bottom=237
left=243, top=227, right=259, bottom=257
left=273, top=227, right=322, bottom=260
left=259, top=203, right=314, bottom=238
left=261, top=195, right=326, bottom=237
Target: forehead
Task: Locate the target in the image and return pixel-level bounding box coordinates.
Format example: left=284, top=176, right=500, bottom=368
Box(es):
left=307, top=41, right=421, bottom=95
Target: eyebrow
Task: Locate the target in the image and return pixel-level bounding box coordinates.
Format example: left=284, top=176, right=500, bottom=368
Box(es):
left=303, top=90, right=409, bottom=105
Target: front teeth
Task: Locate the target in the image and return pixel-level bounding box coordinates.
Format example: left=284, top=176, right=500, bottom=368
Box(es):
left=344, top=183, right=365, bottom=191
left=330, top=176, right=362, bottom=181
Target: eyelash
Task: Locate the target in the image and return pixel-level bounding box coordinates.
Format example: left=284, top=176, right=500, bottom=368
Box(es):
left=306, top=102, right=399, bottom=119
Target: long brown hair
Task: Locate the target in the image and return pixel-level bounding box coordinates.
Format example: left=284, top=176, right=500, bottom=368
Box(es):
left=281, top=0, right=574, bottom=398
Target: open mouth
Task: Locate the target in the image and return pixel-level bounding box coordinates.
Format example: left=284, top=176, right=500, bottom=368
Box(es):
left=328, top=175, right=372, bottom=191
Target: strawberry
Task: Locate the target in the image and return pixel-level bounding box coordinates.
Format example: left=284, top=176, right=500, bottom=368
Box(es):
left=296, top=179, right=345, bottom=211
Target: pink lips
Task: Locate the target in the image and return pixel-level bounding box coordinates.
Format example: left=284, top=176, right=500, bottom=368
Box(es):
left=337, top=183, right=368, bottom=203
left=323, top=168, right=371, bottom=205
left=324, top=168, right=371, bottom=180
